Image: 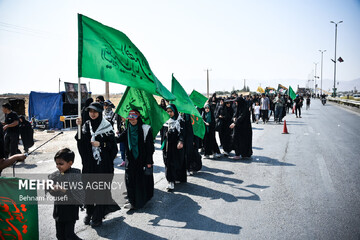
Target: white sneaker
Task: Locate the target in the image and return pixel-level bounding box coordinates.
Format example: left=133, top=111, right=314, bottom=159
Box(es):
left=187, top=171, right=191, bottom=176
left=211, top=154, right=216, bottom=158
left=166, top=182, right=174, bottom=190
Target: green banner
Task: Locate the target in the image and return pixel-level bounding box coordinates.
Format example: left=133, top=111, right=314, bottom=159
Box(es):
left=289, top=86, right=297, bottom=100
left=115, top=87, right=169, bottom=139
left=78, top=14, right=175, bottom=101
left=0, top=177, right=39, bottom=240
left=189, top=90, right=208, bottom=108
left=170, top=75, right=205, bottom=139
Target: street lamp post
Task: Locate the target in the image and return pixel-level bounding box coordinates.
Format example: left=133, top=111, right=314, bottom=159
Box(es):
left=319, top=50, right=326, bottom=96
left=330, top=20, right=343, bottom=97
left=314, top=62, right=318, bottom=98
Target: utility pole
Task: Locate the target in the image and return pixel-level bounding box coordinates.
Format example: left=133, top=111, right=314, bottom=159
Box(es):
left=205, top=69, right=212, bottom=98
left=330, top=20, right=343, bottom=97
left=59, top=78, right=61, bottom=93
left=105, top=82, right=110, bottom=100
left=314, top=62, right=318, bottom=98
left=243, top=79, right=246, bottom=91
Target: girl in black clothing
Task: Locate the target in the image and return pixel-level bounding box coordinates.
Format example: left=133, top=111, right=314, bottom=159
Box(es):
left=162, top=104, right=186, bottom=191
left=217, top=100, right=234, bottom=155
left=117, top=110, right=154, bottom=209
left=202, top=104, right=221, bottom=158
left=75, top=102, right=120, bottom=227
left=18, top=116, right=34, bottom=153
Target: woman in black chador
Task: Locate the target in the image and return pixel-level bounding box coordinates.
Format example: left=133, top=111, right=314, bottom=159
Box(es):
left=75, top=102, right=120, bottom=227
left=162, top=104, right=186, bottom=191
left=18, top=116, right=34, bottom=153
left=202, top=104, right=221, bottom=158
left=183, top=113, right=202, bottom=175
left=230, top=97, right=253, bottom=160
left=117, top=110, right=154, bottom=210
left=216, top=100, right=234, bottom=156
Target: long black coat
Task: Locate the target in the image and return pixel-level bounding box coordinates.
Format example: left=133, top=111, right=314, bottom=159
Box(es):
left=75, top=120, right=118, bottom=174
left=162, top=118, right=187, bottom=183
left=75, top=120, right=120, bottom=221
left=202, top=110, right=220, bottom=156
left=233, top=99, right=253, bottom=157
left=183, top=114, right=202, bottom=172
left=118, top=122, right=154, bottom=209
left=217, top=105, right=234, bottom=153
left=19, top=119, right=34, bottom=151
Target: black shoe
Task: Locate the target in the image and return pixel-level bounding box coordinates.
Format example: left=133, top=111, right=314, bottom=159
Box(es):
left=83, top=215, right=91, bottom=225
left=91, top=220, right=102, bottom=228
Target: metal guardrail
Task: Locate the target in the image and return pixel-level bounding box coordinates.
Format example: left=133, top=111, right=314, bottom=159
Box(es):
left=328, top=97, right=360, bottom=108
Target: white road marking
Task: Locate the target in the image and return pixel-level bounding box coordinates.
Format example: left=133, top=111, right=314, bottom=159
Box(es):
left=316, top=154, right=335, bottom=193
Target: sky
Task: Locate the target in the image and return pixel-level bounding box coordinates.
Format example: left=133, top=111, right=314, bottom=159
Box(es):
left=0, top=0, right=359, bottom=94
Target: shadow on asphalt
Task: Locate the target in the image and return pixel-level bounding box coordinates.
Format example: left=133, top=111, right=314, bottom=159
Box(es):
left=139, top=189, right=242, bottom=235
left=91, top=216, right=168, bottom=240
left=252, top=155, right=295, bottom=166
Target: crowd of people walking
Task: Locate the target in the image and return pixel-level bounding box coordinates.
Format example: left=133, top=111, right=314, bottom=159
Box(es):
left=0, top=91, right=310, bottom=239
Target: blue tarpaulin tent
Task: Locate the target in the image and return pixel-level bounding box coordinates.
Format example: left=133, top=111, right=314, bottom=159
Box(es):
left=28, top=91, right=64, bottom=129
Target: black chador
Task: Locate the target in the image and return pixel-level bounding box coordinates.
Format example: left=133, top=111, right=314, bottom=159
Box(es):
left=75, top=111, right=120, bottom=225
left=162, top=105, right=187, bottom=183
left=118, top=117, right=154, bottom=209
left=232, top=97, right=253, bottom=158
left=183, top=114, right=202, bottom=173
left=217, top=101, right=234, bottom=154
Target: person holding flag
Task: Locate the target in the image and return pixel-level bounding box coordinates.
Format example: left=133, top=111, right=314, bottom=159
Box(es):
left=75, top=102, right=120, bottom=227
left=162, top=104, right=186, bottom=191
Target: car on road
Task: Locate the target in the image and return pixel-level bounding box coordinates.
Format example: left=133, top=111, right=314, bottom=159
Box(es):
left=353, top=94, right=360, bottom=100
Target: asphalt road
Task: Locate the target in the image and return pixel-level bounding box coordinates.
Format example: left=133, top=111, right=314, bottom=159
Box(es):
left=2, top=99, right=360, bottom=239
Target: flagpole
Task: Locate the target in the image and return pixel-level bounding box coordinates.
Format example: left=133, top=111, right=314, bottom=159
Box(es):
left=78, top=77, right=81, bottom=139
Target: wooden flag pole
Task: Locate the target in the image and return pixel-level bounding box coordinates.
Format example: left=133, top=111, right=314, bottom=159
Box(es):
left=78, top=77, right=81, bottom=139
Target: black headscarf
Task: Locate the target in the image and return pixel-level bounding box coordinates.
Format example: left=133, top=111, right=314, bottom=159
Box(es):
left=89, top=110, right=103, bottom=132
left=166, top=104, right=179, bottom=120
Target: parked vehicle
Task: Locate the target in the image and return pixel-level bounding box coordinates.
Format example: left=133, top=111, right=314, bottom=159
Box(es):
left=30, top=117, right=49, bottom=129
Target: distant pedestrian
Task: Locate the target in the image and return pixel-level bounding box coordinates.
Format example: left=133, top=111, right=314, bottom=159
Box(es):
left=294, top=95, right=302, bottom=118
left=274, top=93, right=285, bottom=123
left=2, top=103, right=20, bottom=157
left=260, top=94, right=270, bottom=124
left=18, top=116, right=34, bottom=153
left=306, top=95, right=311, bottom=110
left=253, top=102, right=261, bottom=124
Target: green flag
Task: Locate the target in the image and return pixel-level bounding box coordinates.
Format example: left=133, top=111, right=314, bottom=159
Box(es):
left=289, top=86, right=296, bottom=100
left=78, top=14, right=175, bottom=101
left=189, top=90, right=208, bottom=108
left=0, top=177, right=39, bottom=240
left=170, top=75, right=205, bottom=139
left=115, top=87, right=169, bottom=139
